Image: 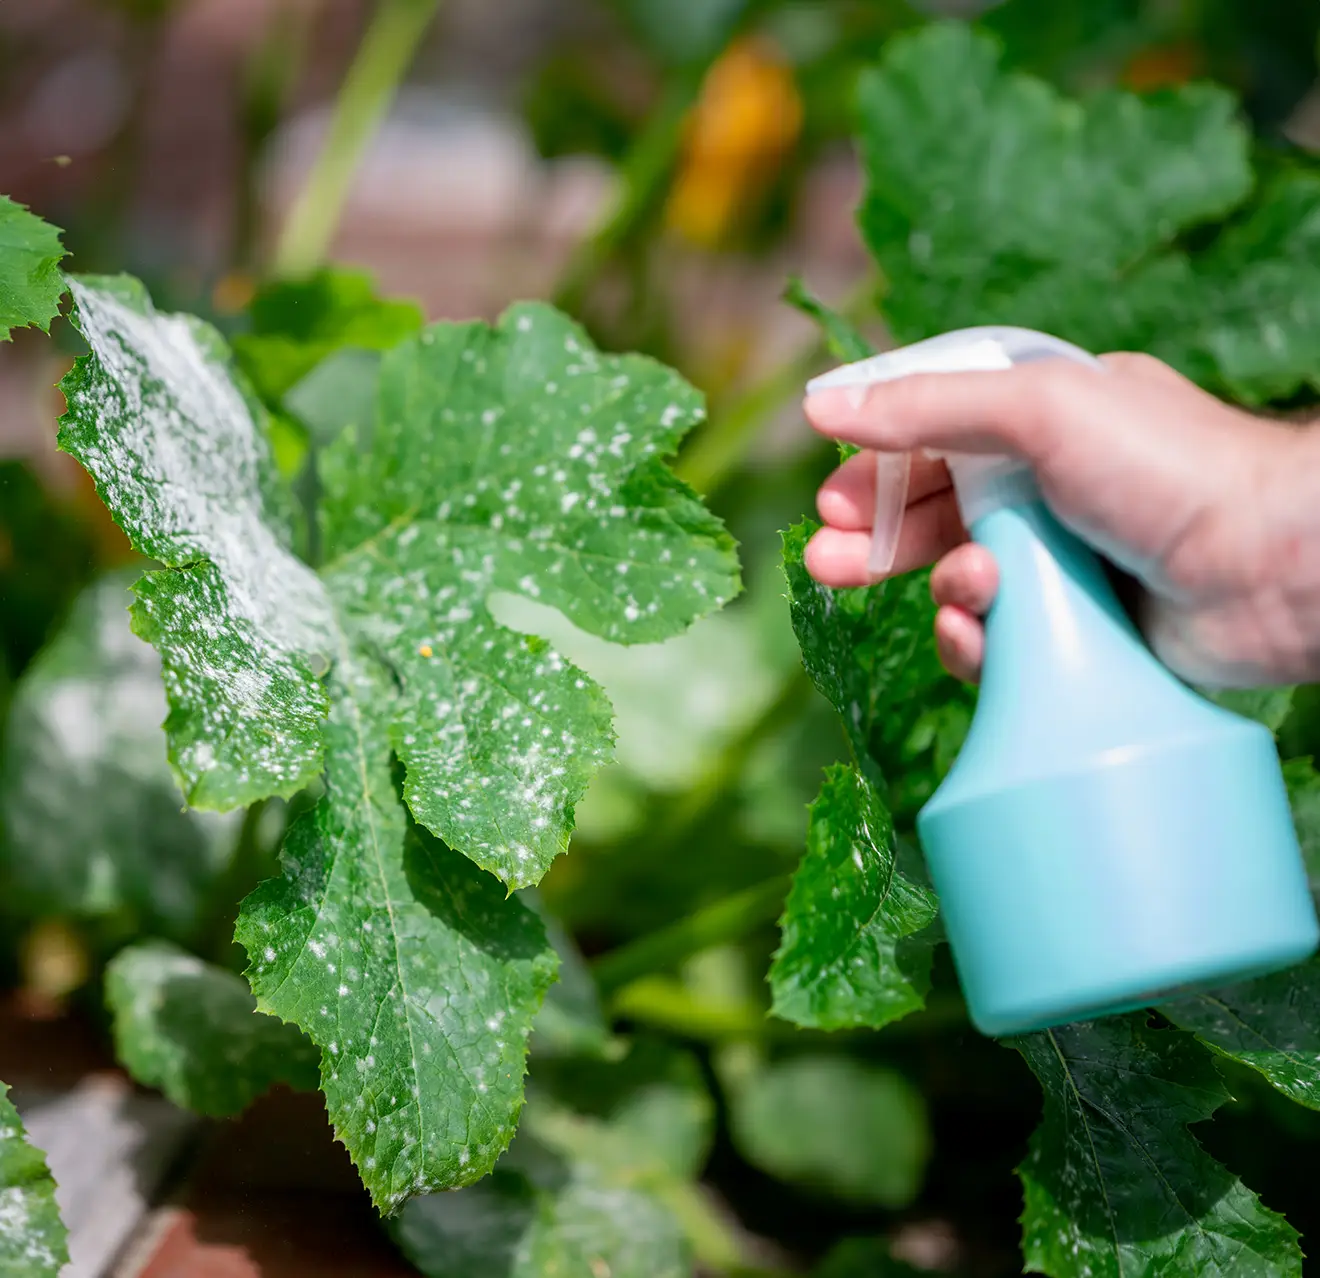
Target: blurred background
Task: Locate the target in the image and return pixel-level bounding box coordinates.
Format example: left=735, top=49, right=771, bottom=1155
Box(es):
left=3, top=1, right=1320, bottom=1275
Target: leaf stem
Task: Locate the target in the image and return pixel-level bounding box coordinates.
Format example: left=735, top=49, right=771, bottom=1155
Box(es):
left=674, top=277, right=880, bottom=497
left=592, top=876, right=791, bottom=995
left=551, top=68, right=705, bottom=315
left=640, top=668, right=815, bottom=853
left=271, top=0, right=442, bottom=277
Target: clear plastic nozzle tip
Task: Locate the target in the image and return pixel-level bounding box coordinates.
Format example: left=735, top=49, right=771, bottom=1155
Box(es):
left=805, top=327, right=1104, bottom=574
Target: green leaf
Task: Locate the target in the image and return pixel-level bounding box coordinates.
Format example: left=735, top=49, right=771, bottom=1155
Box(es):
left=59, top=275, right=335, bottom=810
left=814, top=1237, right=925, bottom=1278
left=727, top=1055, right=930, bottom=1208
left=783, top=277, right=876, bottom=363
left=232, top=268, right=424, bottom=407
left=526, top=1040, right=714, bottom=1184
left=0, top=197, right=66, bottom=340
left=769, top=764, right=937, bottom=1031
left=1177, top=173, right=1320, bottom=403
left=776, top=525, right=959, bottom=1031
left=235, top=709, right=559, bottom=1211
left=394, top=1142, right=689, bottom=1278
left=1014, top=1016, right=1302, bottom=1277
left=105, top=940, right=319, bottom=1116
left=858, top=24, right=1250, bottom=339
left=318, top=302, right=737, bottom=886
left=0, top=1082, right=67, bottom=1276
left=0, top=573, right=239, bottom=941
left=395, top=1041, right=704, bottom=1278
left=852, top=24, right=1320, bottom=402
left=1210, top=686, right=1296, bottom=732
left=1284, top=757, right=1320, bottom=888
left=59, top=275, right=735, bottom=1212
left=782, top=522, right=971, bottom=820
left=1164, top=960, right=1320, bottom=1111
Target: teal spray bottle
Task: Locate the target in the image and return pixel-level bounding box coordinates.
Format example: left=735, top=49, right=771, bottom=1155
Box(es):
left=808, top=326, right=1320, bottom=1037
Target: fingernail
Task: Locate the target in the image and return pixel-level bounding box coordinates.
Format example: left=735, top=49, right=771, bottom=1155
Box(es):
left=805, top=384, right=869, bottom=428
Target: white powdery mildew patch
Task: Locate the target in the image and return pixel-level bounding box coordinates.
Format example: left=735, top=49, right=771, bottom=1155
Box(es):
left=317, top=300, right=737, bottom=888
left=237, top=679, right=557, bottom=1213
left=0, top=1187, right=58, bottom=1271
left=0, top=1088, right=65, bottom=1274
left=62, top=279, right=335, bottom=804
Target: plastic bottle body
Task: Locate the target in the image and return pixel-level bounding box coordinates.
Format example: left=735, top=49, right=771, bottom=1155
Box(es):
left=916, top=498, right=1320, bottom=1037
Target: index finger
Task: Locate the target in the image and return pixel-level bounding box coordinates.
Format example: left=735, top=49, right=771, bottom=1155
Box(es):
left=802, top=361, right=1098, bottom=461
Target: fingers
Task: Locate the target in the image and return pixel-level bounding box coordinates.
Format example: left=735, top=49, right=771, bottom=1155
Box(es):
left=804, top=361, right=1094, bottom=460
left=930, top=545, right=997, bottom=683
left=815, top=450, right=951, bottom=531
left=930, top=543, right=998, bottom=614
left=935, top=606, right=985, bottom=683
left=805, top=489, right=966, bottom=586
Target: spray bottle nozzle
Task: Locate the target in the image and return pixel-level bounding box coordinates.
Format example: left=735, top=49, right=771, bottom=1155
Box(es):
left=805, top=327, right=1105, bottom=574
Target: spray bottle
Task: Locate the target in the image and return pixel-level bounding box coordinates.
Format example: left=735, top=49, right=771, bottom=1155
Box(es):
left=808, top=326, right=1319, bottom=1037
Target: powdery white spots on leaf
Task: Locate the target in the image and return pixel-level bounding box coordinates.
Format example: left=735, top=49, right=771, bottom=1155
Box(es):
left=104, top=941, right=320, bottom=1116
left=58, top=277, right=734, bottom=1217
left=58, top=276, right=334, bottom=809
left=0, top=572, right=240, bottom=939
left=316, top=299, right=738, bottom=886
left=235, top=665, right=558, bottom=1214
left=0, top=1083, right=68, bottom=1276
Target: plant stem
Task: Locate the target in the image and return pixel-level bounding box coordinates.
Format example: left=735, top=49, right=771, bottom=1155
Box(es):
left=272, top=0, right=441, bottom=277
left=640, top=668, right=815, bottom=854
left=551, top=68, right=704, bottom=315
left=674, top=278, right=880, bottom=497
left=592, top=875, right=791, bottom=995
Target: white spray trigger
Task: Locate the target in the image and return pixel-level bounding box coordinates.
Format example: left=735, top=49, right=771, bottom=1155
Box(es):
left=805, top=327, right=1104, bottom=575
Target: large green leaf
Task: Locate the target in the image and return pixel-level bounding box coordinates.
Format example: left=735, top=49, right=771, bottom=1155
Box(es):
left=1014, top=1016, right=1301, bottom=1277
left=769, top=764, right=936, bottom=1031
left=236, top=690, right=558, bottom=1212
left=59, top=275, right=335, bottom=810
left=105, top=941, right=320, bottom=1116
left=0, top=197, right=66, bottom=339
left=59, top=275, right=736, bottom=1212
left=727, top=1055, right=930, bottom=1208
left=0, top=573, right=238, bottom=941
left=855, top=23, right=1320, bottom=403
left=0, top=1082, right=68, bottom=1276
left=771, top=524, right=960, bottom=1031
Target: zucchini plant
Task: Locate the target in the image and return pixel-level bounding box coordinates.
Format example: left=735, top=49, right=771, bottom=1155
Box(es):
left=3, top=14, right=1320, bottom=1278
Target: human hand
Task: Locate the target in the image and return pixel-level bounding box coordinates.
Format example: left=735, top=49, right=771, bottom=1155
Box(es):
left=802, top=353, right=1320, bottom=689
